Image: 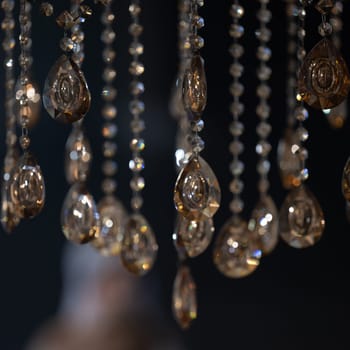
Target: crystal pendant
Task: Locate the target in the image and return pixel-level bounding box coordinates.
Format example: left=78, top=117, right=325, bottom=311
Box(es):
left=174, top=155, right=221, bottom=221
left=92, top=196, right=127, bottom=256
left=61, top=183, right=100, bottom=244
left=277, top=128, right=301, bottom=189
left=298, top=38, right=350, bottom=109
left=43, top=55, right=91, bottom=123
left=172, top=265, right=197, bottom=329
left=342, top=156, right=350, bottom=201
left=213, top=216, right=261, bottom=278
left=183, top=54, right=207, bottom=118
left=279, top=185, right=325, bottom=248
left=121, top=214, right=158, bottom=276
left=1, top=181, right=20, bottom=233
left=175, top=215, right=214, bottom=257
left=249, top=195, right=279, bottom=255
left=323, top=99, right=347, bottom=129
left=64, top=126, right=92, bottom=184
left=9, top=152, right=45, bottom=219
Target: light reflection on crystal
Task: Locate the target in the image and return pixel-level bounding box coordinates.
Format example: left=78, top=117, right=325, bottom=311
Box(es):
left=323, top=99, right=347, bottom=129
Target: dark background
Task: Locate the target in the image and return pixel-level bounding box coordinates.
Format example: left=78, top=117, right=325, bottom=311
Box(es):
left=1, top=0, right=350, bottom=349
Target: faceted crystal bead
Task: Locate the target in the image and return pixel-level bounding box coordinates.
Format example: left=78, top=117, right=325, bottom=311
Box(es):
left=102, top=87, right=118, bottom=102
left=92, top=196, right=127, bottom=256
left=61, top=183, right=100, bottom=244
left=56, top=11, right=74, bottom=30
left=9, top=152, right=45, bottom=219
left=249, top=195, right=279, bottom=255
left=64, top=127, right=92, bottom=184
left=172, top=265, right=197, bottom=329
left=1, top=180, right=20, bottom=233
left=298, top=38, right=350, bottom=109
left=174, top=156, right=221, bottom=221
left=121, top=214, right=158, bottom=276
left=230, top=4, right=244, bottom=19
left=342, top=156, right=350, bottom=201
left=213, top=216, right=261, bottom=278
left=279, top=185, right=325, bottom=248
left=43, top=55, right=91, bottom=123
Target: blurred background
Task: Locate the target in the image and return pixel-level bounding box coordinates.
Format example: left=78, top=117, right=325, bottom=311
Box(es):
left=1, top=0, right=350, bottom=349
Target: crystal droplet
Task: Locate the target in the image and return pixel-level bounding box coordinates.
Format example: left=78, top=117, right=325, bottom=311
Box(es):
left=43, top=55, right=91, bottom=123
left=213, top=216, right=261, bottom=278
left=1, top=181, right=20, bottom=233
left=324, top=99, right=347, bottom=129
left=342, top=156, right=350, bottom=201
left=249, top=195, right=279, bottom=255
left=61, top=183, right=100, bottom=244
left=172, top=265, right=197, bottom=329
left=277, top=129, right=301, bottom=189
left=92, top=196, right=127, bottom=256
left=298, top=38, right=350, bottom=109
left=64, top=127, right=92, bottom=184
left=9, top=152, right=45, bottom=219
left=183, top=54, right=207, bottom=118
left=121, top=214, right=158, bottom=276
left=176, top=215, right=214, bottom=257
left=174, top=156, right=221, bottom=221
left=279, top=185, right=325, bottom=248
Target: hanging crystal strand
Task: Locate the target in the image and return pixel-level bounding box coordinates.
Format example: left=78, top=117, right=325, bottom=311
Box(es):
left=213, top=0, right=261, bottom=279
left=1, top=0, right=21, bottom=232
left=280, top=2, right=325, bottom=248
left=120, top=0, right=158, bottom=276
left=248, top=0, right=278, bottom=256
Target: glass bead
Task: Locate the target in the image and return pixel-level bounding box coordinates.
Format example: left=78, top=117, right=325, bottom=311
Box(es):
left=129, top=61, right=145, bottom=76
left=129, top=157, right=144, bottom=172
left=19, top=135, right=30, bottom=150
left=229, top=198, right=244, bottom=214
left=190, top=135, right=205, bottom=153
left=256, top=122, right=271, bottom=138
left=130, top=138, right=145, bottom=152
left=2, top=38, right=15, bottom=51
left=130, top=119, right=145, bottom=133
left=255, top=27, right=271, bottom=42
left=257, top=46, right=272, bottom=62
left=297, top=48, right=306, bottom=61
left=190, top=119, right=204, bottom=133
left=256, top=103, right=270, bottom=119
left=60, top=37, right=74, bottom=52
left=102, top=123, right=118, bottom=139
left=257, top=160, right=270, bottom=175
left=230, top=121, right=244, bottom=136
left=229, top=63, right=244, bottom=78
left=103, top=141, right=117, bottom=158
left=229, top=179, right=244, bottom=194
left=102, top=178, right=117, bottom=194
left=130, top=176, right=145, bottom=192
left=258, top=178, right=270, bottom=193
left=229, top=141, right=244, bottom=155
left=103, top=68, right=116, bottom=83
left=229, top=24, right=244, bottom=39
left=101, top=29, right=116, bottom=44
left=230, top=4, right=244, bottom=19
left=102, top=48, right=116, bottom=63
left=230, top=160, right=244, bottom=175
left=229, top=44, right=244, bottom=59
left=129, top=4, right=141, bottom=16
left=297, top=126, right=309, bottom=141
left=102, top=105, right=117, bottom=120
left=294, top=106, right=309, bottom=121
left=230, top=82, right=244, bottom=97
left=1, top=18, right=15, bottom=30
left=299, top=147, right=309, bottom=161
left=129, top=100, right=145, bottom=115
left=230, top=102, right=244, bottom=116
left=130, top=81, right=145, bottom=96
left=71, top=30, right=84, bottom=44
left=257, top=8, right=272, bottom=23
left=79, top=5, right=93, bottom=19
left=131, top=195, right=143, bottom=210
left=257, top=84, right=271, bottom=99
left=129, top=42, right=144, bottom=56
left=102, top=160, right=117, bottom=176
left=193, top=15, right=204, bottom=28
left=257, top=65, right=272, bottom=80
left=56, top=11, right=74, bottom=30
left=101, top=12, right=115, bottom=25
left=129, top=23, right=143, bottom=36
left=1, top=0, right=15, bottom=11
left=318, top=22, right=333, bottom=37
left=256, top=141, right=271, bottom=156
left=191, top=35, right=205, bottom=50
left=101, top=86, right=117, bottom=102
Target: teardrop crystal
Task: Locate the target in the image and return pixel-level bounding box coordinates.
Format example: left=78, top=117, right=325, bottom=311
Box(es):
left=249, top=195, right=279, bottom=255
left=324, top=99, right=347, bottom=129
left=121, top=214, right=158, bottom=276
left=183, top=54, right=207, bottom=118
left=92, top=196, right=127, bottom=256
left=298, top=38, right=350, bottom=109
left=9, top=152, right=45, bottom=219
left=342, top=156, right=350, bottom=201
left=172, top=265, right=197, bottom=329
left=61, top=183, right=100, bottom=244
left=1, top=180, right=20, bottom=233
left=213, top=216, right=261, bottom=278
left=64, top=126, right=92, bottom=184
left=279, top=185, right=325, bottom=248
left=174, top=155, right=221, bottom=221
left=43, top=55, right=91, bottom=123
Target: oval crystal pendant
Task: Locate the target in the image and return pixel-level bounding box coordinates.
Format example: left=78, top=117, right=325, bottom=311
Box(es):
left=183, top=54, right=207, bottom=118
left=9, top=152, right=45, bottom=219
left=121, top=214, right=158, bottom=276
left=1, top=181, right=20, bottom=233
left=64, top=126, right=92, bottom=184
left=298, top=38, right=350, bottom=109
left=172, top=264, right=197, bottom=330
left=92, top=196, right=127, bottom=256
left=279, top=185, right=325, bottom=248
left=174, top=155, right=221, bottom=221
left=249, top=195, right=279, bottom=255
left=61, top=183, right=100, bottom=244
left=43, top=55, right=91, bottom=123
left=342, top=157, right=350, bottom=201
left=213, top=216, right=261, bottom=278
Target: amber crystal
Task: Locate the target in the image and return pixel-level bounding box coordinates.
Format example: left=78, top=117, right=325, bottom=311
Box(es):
left=121, top=214, right=158, bottom=276
left=174, top=155, right=221, bottom=221
left=249, top=195, right=279, bottom=255
left=172, top=265, right=197, bottom=329
left=92, top=196, right=127, bottom=256
left=43, top=55, right=91, bottom=123
left=1, top=181, right=20, bottom=233
left=213, top=216, right=261, bottom=278
left=9, top=152, right=45, bottom=219
left=61, top=183, right=100, bottom=244
left=279, top=185, right=325, bottom=248
left=298, top=38, right=350, bottom=109
left=342, top=156, right=350, bottom=201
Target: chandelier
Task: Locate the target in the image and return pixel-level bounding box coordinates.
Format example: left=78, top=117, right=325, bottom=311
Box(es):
left=1, top=0, right=350, bottom=340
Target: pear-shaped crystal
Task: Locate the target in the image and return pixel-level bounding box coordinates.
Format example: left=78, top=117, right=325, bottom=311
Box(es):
left=61, top=183, right=100, bottom=244
left=342, top=156, right=350, bottom=201
left=172, top=265, right=197, bottom=329
left=183, top=54, right=207, bottom=118
left=43, top=55, right=91, bottom=123
left=279, top=185, right=325, bottom=248
left=92, top=196, right=127, bottom=256
left=9, top=152, right=45, bottom=219
left=324, top=99, right=347, bottom=129
left=1, top=180, right=20, bottom=233
left=121, top=214, right=158, bottom=276
left=64, top=126, right=92, bottom=184
left=298, top=38, right=350, bottom=109
left=174, top=155, right=221, bottom=221
left=213, top=216, right=261, bottom=278
left=249, top=195, right=279, bottom=255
